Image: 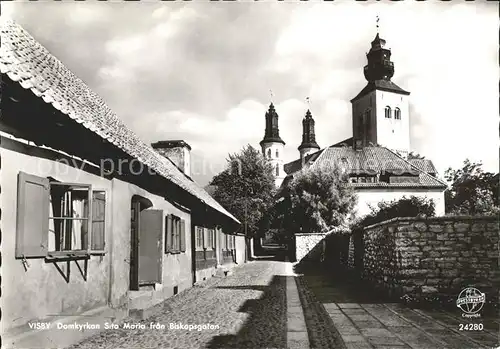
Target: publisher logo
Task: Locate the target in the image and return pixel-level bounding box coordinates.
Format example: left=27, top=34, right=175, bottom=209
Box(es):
left=456, top=287, right=485, bottom=317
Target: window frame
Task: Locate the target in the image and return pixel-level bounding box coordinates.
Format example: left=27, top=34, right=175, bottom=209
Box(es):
left=169, top=215, right=182, bottom=253
left=385, top=106, right=392, bottom=119
left=195, top=226, right=204, bottom=252
left=394, top=107, right=401, bottom=120
left=48, top=181, right=93, bottom=257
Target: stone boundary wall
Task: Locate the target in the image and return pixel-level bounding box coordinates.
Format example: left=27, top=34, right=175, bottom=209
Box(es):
left=356, top=216, right=499, bottom=302
left=294, top=233, right=327, bottom=262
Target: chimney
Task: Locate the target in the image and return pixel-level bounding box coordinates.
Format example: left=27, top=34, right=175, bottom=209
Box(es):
left=151, top=140, right=192, bottom=177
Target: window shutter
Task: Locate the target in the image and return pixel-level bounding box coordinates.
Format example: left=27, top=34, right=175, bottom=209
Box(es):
left=16, top=172, right=50, bottom=258
left=203, top=228, right=208, bottom=249
left=180, top=220, right=186, bottom=252
left=165, top=214, right=173, bottom=253
left=91, top=191, right=106, bottom=251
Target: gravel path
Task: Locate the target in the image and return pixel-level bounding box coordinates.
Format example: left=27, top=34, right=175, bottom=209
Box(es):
left=68, top=259, right=287, bottom=349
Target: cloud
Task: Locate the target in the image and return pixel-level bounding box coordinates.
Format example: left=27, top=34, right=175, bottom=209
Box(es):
left=3, top=1, right=498, bottom=186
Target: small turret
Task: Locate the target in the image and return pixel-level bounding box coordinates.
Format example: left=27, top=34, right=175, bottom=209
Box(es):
left=298, top=109, right=320, bottom=161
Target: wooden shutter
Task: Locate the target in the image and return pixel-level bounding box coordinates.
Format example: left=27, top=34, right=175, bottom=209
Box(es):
left=91, top=191, right=106, bottom=251
left=16, top=172, right=50, bottom=258
left=180, top=219, right=186, bottom=252
left=165, top=214, right=172, bottom=253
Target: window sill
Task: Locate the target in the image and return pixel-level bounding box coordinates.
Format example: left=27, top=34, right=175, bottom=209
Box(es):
left=168, top=251, right=184, bottom=255
left=45, top=251, right=90, bottom=261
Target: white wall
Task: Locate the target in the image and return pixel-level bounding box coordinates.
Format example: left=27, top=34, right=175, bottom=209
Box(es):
left=261, top=142, right=285, bottom=187
left=235, top=235, right=246, bottom=264
left=355, top=188, right=445, bottom=218
left=374, top=90, right=410, bottom=155
left=1, top=141, right=194, bottom=330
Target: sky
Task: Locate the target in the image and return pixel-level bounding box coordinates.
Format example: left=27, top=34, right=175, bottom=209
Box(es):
left=2, top=1, right=499, bottom=186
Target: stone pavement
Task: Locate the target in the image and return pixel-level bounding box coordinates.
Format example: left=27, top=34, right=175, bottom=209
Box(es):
left=68, top=254, right=289, bottom=349
left=298, top=267, right=500, bottom=349
left=66, top=251, right=499, bottom=349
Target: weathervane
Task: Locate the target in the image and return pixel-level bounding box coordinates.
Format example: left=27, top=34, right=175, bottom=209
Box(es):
left=269, top=89, right=274, bottom=103
left=376, top=15, right=380, bottom=34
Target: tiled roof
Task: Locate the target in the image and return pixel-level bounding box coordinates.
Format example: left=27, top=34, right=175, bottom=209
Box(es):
left=408, top=158, right=437, bottom=174
left=0, top=20, right=240, bottom=224
left=283, top=149, right=324, bottom=175
left=332, top=137, right=354, bottom=147
left=351, top=80, right=410, bottom=102
left=282, top=145, right=447, bottom=189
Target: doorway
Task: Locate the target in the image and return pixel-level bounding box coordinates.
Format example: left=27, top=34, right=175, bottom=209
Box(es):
left=129, top=195, right=157, bottom=291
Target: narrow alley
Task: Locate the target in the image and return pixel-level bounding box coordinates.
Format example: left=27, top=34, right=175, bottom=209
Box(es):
left=67, top=246, right=498, bottom=349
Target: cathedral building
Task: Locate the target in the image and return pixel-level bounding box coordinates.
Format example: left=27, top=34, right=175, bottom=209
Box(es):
left=260, top=31, right=447, bottom=217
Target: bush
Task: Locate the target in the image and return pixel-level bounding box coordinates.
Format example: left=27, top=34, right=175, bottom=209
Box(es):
left=353, top=196, right=436, bottom=229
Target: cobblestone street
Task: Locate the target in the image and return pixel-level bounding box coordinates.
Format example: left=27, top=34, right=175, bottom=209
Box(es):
left=69, top=253, right=289, bottom=349
left=67, top=251, right=499, bottom=349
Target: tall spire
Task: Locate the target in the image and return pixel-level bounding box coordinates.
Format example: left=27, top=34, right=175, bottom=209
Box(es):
left=298, top=108, right=320, bottom=152
left=363, top=17, right=394, bottom=82
left=260, top=102, right=285, bottom=146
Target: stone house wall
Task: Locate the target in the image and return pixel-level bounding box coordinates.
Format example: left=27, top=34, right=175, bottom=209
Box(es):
left=356, top=216, right=499, bottom=302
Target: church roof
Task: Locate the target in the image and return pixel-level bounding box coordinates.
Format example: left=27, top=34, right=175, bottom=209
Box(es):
left=282, top=146, right=446, bottom=190
left=351, top=80, right=410, bottom=103
left=284, top=148, right=324, bottom=175
left=407, top=158, right=437, bottom=175
left=0, top=19, right=240, bottom=225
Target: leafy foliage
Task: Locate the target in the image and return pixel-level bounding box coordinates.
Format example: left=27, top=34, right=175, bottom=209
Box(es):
left=444, top=159, right=499, bottom=215
left=408, top=151, right=426, bottom=160
left=353, top=196, right=436, bottom=229
left=274, top=165, right=357, bottom=234
left=209, top=145, right=276, bottom=238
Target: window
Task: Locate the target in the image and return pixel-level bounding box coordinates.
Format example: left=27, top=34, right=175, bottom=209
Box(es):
left=49, top=182, right=91, bottom=253
left=276, top=149, right=279, bottom=158
left=276, top=164, right=279, bottom=176
left=209, top=229, right=216, bottom=249
left=267, top=149, right=271, bottom=158
left=166, top=215, right=185, bottom=253
left=204, top=228, right=215, bottom=250
left=385, top=106, right=391, bottom=118
left=195, top=226, right=204, bottom=251
left=16, top=172, right=106, bottom=259
left=394, top=107, right=401, bottom=120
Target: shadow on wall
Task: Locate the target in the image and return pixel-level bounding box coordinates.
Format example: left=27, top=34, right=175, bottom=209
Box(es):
left=291, top=233, right=350, bottom=270
left=206, top=275, right=287, bottom=349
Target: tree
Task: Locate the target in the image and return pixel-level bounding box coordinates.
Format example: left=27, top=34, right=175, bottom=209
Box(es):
left=408, top=151, right=426, bottom=160
left=354, top=196, right=436, bottom=229
left=277, top=165, right=357, bottom=234
left=444, top=159, right=499, bottom=215
left=209, top=145, right=276, bottom=239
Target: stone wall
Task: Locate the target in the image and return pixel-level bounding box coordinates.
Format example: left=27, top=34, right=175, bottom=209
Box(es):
left=294, top=233, right=327, bottom=262
left=357, top=216, right=499, bottom=303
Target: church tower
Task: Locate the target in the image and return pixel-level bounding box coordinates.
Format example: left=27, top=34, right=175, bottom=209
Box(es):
left=350, top=31, right=411, bottom=157
left=260, top=103, right=286, bottom=187
left=298, top=109, right=320, bottom=162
